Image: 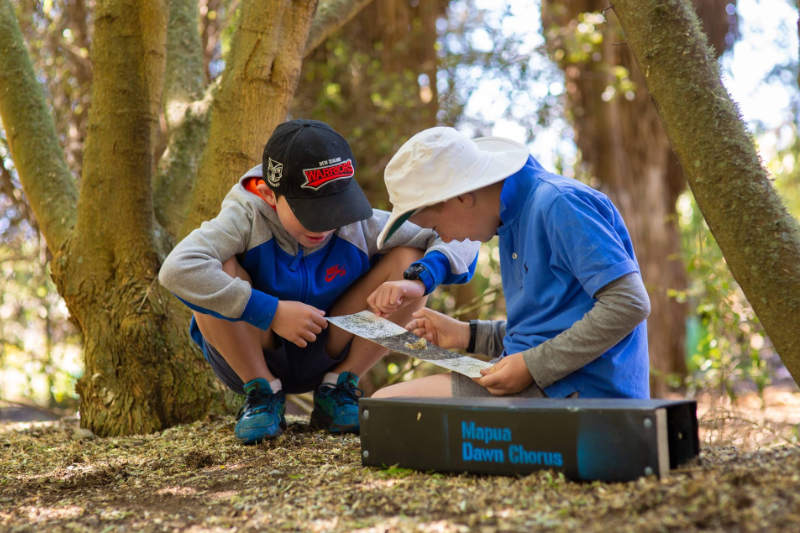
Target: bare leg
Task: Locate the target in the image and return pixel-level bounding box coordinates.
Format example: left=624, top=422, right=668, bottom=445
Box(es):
left=193, top=258, right=275, bottom=384
left=327, top=246, right=427, bottom=377
left=371, top=373, right=453, bottom=398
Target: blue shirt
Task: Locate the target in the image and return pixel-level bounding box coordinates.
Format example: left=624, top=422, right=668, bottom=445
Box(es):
left=498, top=157, right=649, bottom=398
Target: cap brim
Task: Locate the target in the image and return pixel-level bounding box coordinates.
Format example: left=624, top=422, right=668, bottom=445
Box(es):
left=286, top=178, right=373, bottom=232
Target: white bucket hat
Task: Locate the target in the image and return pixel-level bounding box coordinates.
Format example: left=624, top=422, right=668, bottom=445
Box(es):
left=377, top=127, right=529, bottom=248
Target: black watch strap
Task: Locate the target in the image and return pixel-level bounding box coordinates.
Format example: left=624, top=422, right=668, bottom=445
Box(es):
left=402, top=263, right=426, bottom=281
left=467, top=320, right=478, bottom=353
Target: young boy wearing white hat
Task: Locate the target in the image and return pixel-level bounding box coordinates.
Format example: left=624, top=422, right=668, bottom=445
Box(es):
left=373, top=127, right=651, bottom=399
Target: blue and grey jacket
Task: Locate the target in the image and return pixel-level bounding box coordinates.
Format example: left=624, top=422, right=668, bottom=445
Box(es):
left=159, top=165, right=480, bottom=342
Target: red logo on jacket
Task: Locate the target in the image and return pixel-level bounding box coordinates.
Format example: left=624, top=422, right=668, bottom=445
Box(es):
left=325, top=264, right=347, bottom=282
left=302, top=159, right=354, bottom=190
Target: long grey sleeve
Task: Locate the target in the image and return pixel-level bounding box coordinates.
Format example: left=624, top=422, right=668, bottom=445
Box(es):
left=469, top=272, right=650, bottom=388
left=471, top=320, right=506, bottom=358
left=522, top=272, right=650, bottom=389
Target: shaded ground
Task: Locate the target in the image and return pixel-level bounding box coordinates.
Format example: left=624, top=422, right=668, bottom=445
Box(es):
left=1, top=387, right=799, bottom=532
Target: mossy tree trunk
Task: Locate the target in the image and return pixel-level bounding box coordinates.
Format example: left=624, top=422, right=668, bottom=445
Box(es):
left=541, top=0, right=733, bottom=396
left=0, top=0, right=373, bottom=436
left=611, top=0, right=800, bottom=387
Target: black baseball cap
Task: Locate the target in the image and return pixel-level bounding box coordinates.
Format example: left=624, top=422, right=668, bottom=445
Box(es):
left=262, top=119, right=372, bottom=232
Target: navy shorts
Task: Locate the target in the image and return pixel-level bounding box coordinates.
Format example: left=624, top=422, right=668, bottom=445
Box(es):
left=201, top=328, right=350, bottom=395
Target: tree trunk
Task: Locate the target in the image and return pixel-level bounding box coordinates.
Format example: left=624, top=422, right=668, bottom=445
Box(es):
left=612, top=0, right=800, bottom=387
left=47, top=0, right=216, bottom=435
left=541, top=1, right=733, bottom=396
left=2, top=0, right=377, bottom=435
left=292, top=0, right=445, bottom=205
left=153, top=0, right=209, bottom=238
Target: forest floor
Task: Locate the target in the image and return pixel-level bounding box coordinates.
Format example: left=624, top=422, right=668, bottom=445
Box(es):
left=1, top=385, right=799, bottom=533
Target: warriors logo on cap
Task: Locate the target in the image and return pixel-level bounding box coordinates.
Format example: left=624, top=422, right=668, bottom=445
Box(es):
left=261, top=119, right=373, bottom=232
left=301, top=158, right=355, bottom=190
left=266, top=157, right=283, bottom=187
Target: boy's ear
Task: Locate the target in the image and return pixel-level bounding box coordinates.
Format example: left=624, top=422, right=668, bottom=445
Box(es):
left=255, top=180, right=277, bottom=207
left=456, top=192, right=476, bottom=208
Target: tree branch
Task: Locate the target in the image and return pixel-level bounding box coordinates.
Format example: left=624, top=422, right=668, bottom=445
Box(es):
left=0, top=0, right=77, bottom=252
left=183, top=0, right=320, bottom=235
left=76, top=0, right=167, bottom=265
left=611, top=0, right=800, bottom=385
left=304, top=0, right=374, bottom=57
left=154, top=0, right=210, bottom=238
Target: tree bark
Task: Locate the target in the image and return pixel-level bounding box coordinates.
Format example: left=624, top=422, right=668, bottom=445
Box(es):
left=154, top=0, right=210, bottom=238
left=182, top=0, right=317, bottom=235
left=612, top=0, right=800, bottom=387
left=48, top=0, right=217, bottom=435
left=304, top=0, right=373, bottom=56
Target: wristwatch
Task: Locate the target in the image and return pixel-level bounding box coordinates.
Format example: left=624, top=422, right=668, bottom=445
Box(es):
left=402, top=263, right=427, bottom=281
left=467, top=320, right=478, bottom=353
left=403, top=263, right=425, bottom=282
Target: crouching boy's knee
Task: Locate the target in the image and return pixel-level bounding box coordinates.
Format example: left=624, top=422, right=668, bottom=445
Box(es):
left=221, top=257, right=251, bottom=282
left=382, top=246, right=424, bottom=277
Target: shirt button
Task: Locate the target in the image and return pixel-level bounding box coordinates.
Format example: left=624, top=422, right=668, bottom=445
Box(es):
left=512, top=252, right=518, bottom=259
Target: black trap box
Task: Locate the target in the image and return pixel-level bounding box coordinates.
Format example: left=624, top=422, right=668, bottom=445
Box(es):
left=359, top=397, right=698, bottom=482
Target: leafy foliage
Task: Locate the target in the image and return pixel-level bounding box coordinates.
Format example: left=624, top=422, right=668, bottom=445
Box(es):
left=675, top=192, right=771, bottom=401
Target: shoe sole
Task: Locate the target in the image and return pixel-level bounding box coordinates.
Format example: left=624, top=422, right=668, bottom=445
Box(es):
left=237, top=418, right=287, bottom=444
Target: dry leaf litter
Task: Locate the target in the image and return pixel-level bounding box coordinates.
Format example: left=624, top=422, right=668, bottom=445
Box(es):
left=1, top=387, right=799, bottom=532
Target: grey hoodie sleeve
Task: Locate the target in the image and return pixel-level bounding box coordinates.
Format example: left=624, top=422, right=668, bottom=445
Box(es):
left=158, top=186, right=278, bottom=327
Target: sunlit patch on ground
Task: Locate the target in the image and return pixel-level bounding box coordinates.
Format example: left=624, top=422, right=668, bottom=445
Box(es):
left=20, top=504, right=84, bottom=522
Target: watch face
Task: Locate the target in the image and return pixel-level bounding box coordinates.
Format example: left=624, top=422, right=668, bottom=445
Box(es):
left=403, top=264, right=425, bottom=280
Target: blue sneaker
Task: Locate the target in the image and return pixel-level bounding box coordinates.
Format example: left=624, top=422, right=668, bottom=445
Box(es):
left=235, top=378, right=286, bottom=444
left=310, top=372, right=363, bottom=433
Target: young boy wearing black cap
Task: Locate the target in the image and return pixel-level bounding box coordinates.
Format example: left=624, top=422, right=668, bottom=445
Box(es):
left=159, top=120, right=479, bottom=443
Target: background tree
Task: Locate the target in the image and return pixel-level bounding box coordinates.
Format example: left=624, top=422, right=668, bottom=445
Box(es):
left=0, top=0, right=372, bottom=436
left=610, top=0, right=800, bottom=387
left=541, top=0, right=736, bottom=395
left=292, top=0, right=446, bottom=208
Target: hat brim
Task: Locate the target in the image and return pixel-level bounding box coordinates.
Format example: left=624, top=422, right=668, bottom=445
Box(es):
left=285, top=178, right=373, bottom=232
left=377, top=136, right=528, bottom=248
left=376, top=208, right=418, bottom=249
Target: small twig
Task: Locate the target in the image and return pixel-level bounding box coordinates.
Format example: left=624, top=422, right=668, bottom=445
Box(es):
left=701, top=411, right=799, bottom=447
left=451, top=286, right=501, bottom=319
left=287, top=393, right=313, bottom=415
left=137, top=277, right=159, bottom=312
